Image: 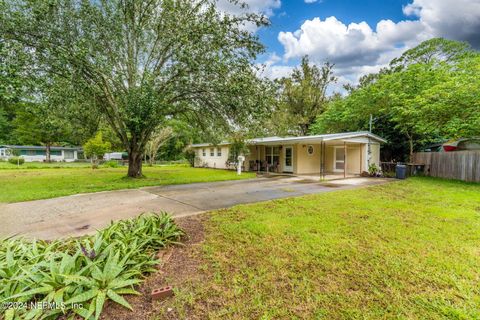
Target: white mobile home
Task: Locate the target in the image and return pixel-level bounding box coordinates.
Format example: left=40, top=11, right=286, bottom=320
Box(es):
left=0, top=145, right=82, bottom=162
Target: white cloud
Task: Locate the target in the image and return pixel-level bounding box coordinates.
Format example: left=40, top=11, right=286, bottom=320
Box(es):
left=403, top=0, right=480, bottom=47
left=304, top=0, right=319, bottom=3
left=268, top=0, right=480, bottom=90
left=216, top=0, right=281, bottom=17
left=278, top=16, right=428, bottom=70
left=257, top=53, right=294, bottom=79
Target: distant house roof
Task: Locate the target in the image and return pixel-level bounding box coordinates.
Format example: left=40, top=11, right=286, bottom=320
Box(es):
left=0, top=145, right=82, bottom=151
left=191, top=131, right=386, bottom=148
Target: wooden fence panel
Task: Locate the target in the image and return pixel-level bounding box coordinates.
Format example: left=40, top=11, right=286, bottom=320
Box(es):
left=413, top=151, right=480, bottom=182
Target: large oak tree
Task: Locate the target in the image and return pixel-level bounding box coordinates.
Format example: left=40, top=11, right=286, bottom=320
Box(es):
left=1, top=0, right=270, bottom=177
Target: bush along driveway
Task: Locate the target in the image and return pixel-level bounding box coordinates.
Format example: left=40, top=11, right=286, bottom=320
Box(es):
left=0, top=213, right=183, bottom=320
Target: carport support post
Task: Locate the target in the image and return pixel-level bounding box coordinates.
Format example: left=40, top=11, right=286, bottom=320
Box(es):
left=256, top=146, right=259, bottom=173
left=344, top=142, right=347, bottom=179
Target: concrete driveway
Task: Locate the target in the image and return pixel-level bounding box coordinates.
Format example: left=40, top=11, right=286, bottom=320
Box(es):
left=0, top=176, right=390, bottom=239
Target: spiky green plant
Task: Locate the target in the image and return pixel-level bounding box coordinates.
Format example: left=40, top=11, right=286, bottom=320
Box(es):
left=0, top=212, right=183, bottom=320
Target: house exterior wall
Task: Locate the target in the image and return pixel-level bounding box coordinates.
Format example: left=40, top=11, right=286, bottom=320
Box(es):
left=346, top=145, right=361, bottom=174
left=195, top=146, right=230, bottom=169
left=361, top=144, right=367, bottom=173
left=371, top=143, right=380, bottom=167
left=325, top=146, right=334, bottom=172
left=295, top=144, right=321, bottom=174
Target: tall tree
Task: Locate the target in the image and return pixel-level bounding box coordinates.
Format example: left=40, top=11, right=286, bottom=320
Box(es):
left=390, top=38, right=476, bottom=70
left=276, top=56, right=336, bottom=135
left=1, top=0, right=270, bottom=177
left=0, top=38, right=29, bottom=143
left=13, top=103, right=71, bottom=162
left=83, top=132, right=111, bottom=168
left=312, top=38, right=479, bottom=162
left=0, top=107, right=9, bottom=143
left=145, top=127, right=173, bottom=165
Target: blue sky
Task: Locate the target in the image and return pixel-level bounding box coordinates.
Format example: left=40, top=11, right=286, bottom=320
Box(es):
left=220, top=0, right=480, bottom=91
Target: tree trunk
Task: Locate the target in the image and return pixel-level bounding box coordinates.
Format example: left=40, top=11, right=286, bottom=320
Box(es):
left=409, top=139, right=414, bottom=163
left=128, top=150, right=143, bottom=178
left=404, top=132, right=414, bottom=163
left=46, top=143, right=51, bottom=163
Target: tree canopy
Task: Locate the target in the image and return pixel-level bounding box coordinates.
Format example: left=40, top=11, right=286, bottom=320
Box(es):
left=271, top=56, right=336, bottom=136
left=311, top=38, right=480, bottom=161
left=83, top=132, right=111, bottom=167
left=1, top=0, right=272, bottom=176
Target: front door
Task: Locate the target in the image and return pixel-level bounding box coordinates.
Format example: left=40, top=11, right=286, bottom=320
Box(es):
left=284, top=146, right=293, bottom=173
left=334, top=146, right=345, bottom=172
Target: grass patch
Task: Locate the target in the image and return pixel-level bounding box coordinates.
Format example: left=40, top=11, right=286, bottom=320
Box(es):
left=166, top=177, right=480, bottom=319
left=0, top=213, right=183, bottom=320
left=0, top=165, right=255, bottom=203
left=0, top=161, right=92, bottom=169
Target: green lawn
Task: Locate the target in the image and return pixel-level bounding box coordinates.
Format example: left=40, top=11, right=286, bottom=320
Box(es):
left=167, top=177, right=480, bottom=319
left=0, top=161, right=92, bottom=169
left=0, top=165, right=255, bottom=203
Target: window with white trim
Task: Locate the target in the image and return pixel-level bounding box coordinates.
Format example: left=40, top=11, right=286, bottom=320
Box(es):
left=210, top=148, right=215, bottom=157
left=202, top=148, right=206, bottom=157
left=217, top=148, right=222, bottom=157
left=265, top=146, right=280, bottom=165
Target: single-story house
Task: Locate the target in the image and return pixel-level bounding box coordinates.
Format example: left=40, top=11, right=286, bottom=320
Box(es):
left=0, top=145, right=82, bottom=162
left=191, top=131, right=386, bottom=178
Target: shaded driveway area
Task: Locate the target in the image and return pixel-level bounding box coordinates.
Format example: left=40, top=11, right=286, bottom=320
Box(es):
left=0, top=176, right=390, bottom=239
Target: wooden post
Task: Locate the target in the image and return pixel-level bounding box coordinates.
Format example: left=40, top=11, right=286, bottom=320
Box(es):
left=344, top=142, right=347, bottom=179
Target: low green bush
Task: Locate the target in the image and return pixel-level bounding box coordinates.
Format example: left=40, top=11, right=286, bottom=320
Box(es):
left=102, top=160, right=119, bottom=168
left=0, top=213, right=183, bottom=320
left=7, top=157, right=25, bottom=165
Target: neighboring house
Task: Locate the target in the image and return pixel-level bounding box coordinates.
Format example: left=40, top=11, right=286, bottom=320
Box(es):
left=0, top=145, right=82, bottom=162
left=104, top=152, right=127, bottom=161
left=191, top=131, right=386, bottom=177
left=420, top=138, right=480, bottom=152
left=442, top=138, right=480, bottom=152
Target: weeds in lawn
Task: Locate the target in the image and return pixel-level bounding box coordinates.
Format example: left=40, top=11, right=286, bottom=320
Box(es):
left=0, top=213, right=183, bottom=320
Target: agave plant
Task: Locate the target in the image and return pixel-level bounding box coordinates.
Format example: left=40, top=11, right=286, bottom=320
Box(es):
left=0, top=212, right=183, bottom=320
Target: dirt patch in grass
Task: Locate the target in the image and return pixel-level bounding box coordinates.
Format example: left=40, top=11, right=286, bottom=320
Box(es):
left=100, top=215, right=207, bottom=320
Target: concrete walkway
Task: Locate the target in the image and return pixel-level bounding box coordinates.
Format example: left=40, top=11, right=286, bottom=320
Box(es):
left=0, top=177, right=390, bottom=239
